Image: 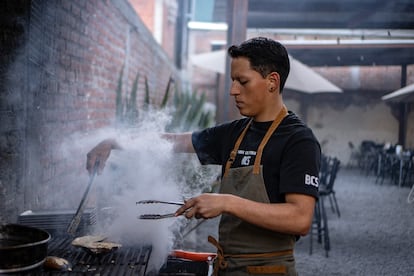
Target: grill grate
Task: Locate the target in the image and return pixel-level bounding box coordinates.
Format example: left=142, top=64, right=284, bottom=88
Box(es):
left=14, top=210, right=208, bottom=275
left=15, top=236, right=153, bottom=275
left=10, top=235, right=210, bottom=275
left=47, top=237, right=152, bottom=276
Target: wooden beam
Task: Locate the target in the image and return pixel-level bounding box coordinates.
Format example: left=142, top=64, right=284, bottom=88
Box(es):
left=221, top=0, right=248, bottom=122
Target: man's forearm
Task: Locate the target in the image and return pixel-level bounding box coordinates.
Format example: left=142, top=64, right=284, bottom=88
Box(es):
left=161, top=132, right=195, bottom=153
left=224, top=194, right=315, bottom=236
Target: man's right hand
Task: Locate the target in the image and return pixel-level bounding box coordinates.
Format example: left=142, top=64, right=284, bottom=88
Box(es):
left=86, top=139, right=122, bottom=175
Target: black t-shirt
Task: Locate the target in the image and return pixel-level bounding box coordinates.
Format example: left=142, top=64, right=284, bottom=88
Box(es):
left=192, top=111, right=321, bottom=203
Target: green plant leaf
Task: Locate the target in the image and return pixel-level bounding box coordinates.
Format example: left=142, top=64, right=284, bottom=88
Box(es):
left=160, top=76, right=173, bottom=108
left=126, top=72, right=140, bottom=124
left=115, top=65, right=125, bottom=123
left=144, top=76, right=150, bottom=108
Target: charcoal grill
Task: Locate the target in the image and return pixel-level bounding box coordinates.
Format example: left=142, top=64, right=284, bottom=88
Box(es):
left=13, top=209, right=152, bottom=275
left=13, top=209, right=210, bottom=275
left=8, top=235, right=208, bottom=276
left=5, top=235, right=151, bottom=275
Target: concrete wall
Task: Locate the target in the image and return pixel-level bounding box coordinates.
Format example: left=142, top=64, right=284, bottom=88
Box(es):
left=0, top=0, right=180, bottom=223
left=284, top=93, right=413, bottom=166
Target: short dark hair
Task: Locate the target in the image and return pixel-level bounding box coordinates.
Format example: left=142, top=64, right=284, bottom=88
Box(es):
left=228, top=37, right=290, bottom=92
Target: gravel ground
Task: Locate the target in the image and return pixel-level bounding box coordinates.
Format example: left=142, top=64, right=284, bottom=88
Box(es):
left=294, top=168, right=414, bottom=276
left=186, top=168, right=414, bottom=276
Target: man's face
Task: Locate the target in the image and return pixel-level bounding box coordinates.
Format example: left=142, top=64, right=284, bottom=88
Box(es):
left=230, top=57, right=278, bottom=121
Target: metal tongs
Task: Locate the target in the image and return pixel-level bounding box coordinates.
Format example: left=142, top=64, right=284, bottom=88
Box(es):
left=136, top=200, right=184, bottom=219
left=67, top=160, right=99, bottom=236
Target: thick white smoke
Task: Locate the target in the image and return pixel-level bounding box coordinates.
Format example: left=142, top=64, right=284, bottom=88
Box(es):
left=75, top=110, right=219, bottom=271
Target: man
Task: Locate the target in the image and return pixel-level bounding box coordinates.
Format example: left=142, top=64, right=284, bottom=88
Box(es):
left=87, top=37, right=320, bottom=275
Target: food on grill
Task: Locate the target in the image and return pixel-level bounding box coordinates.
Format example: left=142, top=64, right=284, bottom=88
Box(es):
left=72, top=235, right=106, bottom=245
left=71, top=235, right=122, bottom=255
left=44, top=256, right=72, bottom=271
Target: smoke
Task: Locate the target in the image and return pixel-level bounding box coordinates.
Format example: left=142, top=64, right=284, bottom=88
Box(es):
left=71, top=110, right=219, bottom=271
left=97, top=140, right=179, bottom=270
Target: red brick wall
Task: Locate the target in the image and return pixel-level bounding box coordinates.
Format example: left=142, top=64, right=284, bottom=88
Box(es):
left=130, top=0, right=177, bottom=60
left=129, top=0, right=155, bottom=34
left=161, top=0, right=177, bottom=60
left=0, top=0, right=178, bottom=223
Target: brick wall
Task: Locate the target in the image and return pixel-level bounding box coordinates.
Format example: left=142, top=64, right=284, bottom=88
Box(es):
left=0, top=0, right=31, bottom=225
left=0, top=0, right=179, bottom=223
left=130, top=0, right=177, bottom=60
left=129, top=0, right=155, bottom=34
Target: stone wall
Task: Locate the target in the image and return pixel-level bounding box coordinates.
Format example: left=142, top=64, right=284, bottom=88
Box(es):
left=0, top=0, right=179, bottom=223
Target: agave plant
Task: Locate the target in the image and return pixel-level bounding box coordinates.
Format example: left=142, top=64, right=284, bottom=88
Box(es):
left=115, top=65, right=140, bottom=126
left=166, top=89, right=214, bottom=132
left=114, top=66, right=215, bottom=131
left=125, top=73, right=139, bottom=124
left=115, top=66, right=124, bottom=124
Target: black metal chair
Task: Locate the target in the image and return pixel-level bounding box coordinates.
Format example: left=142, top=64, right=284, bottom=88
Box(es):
left=309, top=156, right=341, bottom=257
left=400, top=152, right=414, bottom=187
left=375, top=152, right=399, bottom=185
left=319, top=158, right=341, bottom=217
left=309, top=195, right=330, bottom=257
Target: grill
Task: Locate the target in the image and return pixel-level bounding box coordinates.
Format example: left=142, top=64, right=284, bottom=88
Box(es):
left=41, top=236, right=152, bottom=275
left=12, top=209, right=210, bottom=275
left=12, top=236, right=209, bottom=276
left=14, top=209, right=152, bottom=275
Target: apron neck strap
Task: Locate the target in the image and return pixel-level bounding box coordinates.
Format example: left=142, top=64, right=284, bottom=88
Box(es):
left=253, top=105, right=288, bottom=174
left=223, top=105, right=288, bottom=176
left=223, top=119, right=253, bottom=177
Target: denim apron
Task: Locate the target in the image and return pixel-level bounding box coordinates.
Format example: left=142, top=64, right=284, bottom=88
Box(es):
left=210, top=105, right=297, bottom=276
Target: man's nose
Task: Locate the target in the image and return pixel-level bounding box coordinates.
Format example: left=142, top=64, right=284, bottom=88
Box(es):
left=230, top=81, right=240, bottom=95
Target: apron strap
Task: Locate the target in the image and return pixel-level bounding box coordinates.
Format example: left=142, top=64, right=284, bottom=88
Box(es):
left=253, top=105, right=288, bottom=174
left=223, top=105, right=288, bottom=177
left=208, top=235, right=228, bottom=276
left=223, top=119, right=252, bottom=177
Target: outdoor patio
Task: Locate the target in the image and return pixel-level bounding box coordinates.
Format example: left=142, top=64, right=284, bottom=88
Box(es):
left=295, top=168, right=414, bottom=275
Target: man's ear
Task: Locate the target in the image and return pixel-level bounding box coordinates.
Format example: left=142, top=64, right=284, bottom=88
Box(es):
left=267, top=72, right=280, bottom=92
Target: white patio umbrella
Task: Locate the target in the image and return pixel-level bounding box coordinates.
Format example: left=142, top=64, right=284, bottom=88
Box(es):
left=190, top=50, right=342, bottom=94
left=381, top=83, right=414, bottom=102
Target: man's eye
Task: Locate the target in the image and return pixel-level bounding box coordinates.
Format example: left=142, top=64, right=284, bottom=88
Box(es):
left=239, top=80, right=248, bottom=85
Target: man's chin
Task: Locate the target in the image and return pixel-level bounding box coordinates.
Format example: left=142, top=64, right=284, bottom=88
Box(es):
left=238, top=110, right=252, bottom=118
